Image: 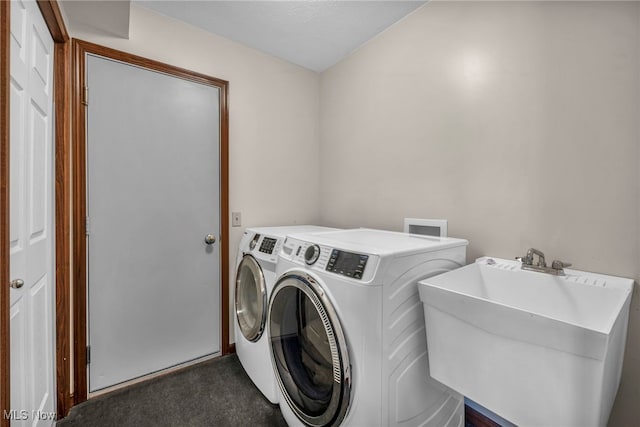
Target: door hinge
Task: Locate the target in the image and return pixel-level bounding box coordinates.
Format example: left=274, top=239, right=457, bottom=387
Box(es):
left=85, top=216, right=90, bottom=236
left=86, top=346, right=91, bottom=365
left=82, top=86, right=89, bottom=106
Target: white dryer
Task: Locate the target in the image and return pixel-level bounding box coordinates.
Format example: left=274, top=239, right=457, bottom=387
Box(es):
left=234, top=225, right=338, bottom=404
left=269, top=228, right=468, bottom=426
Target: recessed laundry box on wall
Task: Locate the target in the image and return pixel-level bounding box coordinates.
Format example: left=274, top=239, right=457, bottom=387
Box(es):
left=404, top=218, right=448, bottom=237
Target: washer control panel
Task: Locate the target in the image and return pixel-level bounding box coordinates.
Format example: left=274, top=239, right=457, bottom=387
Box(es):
left=304, top=244, right=321, bottom=265
left=326, top=250, right=368, bottom=280
left=284, top=238, right=379, bottom=283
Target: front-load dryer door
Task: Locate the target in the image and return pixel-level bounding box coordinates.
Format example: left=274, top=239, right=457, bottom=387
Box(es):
left=269, top=273, right=351, bottom=427
left=235, top=255, right=267, bottom=342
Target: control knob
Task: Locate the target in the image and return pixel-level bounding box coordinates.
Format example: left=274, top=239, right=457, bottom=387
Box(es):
left=304, top=244, right=321, bottom=265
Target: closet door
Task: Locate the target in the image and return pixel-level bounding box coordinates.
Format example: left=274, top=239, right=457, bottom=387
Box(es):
left=86, top=54, right=221, bottom=392
left=9, top=0, right=56, bottom=424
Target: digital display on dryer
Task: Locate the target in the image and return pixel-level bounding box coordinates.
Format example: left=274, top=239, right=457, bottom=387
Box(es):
left=326, top=249, right=368, bottom=280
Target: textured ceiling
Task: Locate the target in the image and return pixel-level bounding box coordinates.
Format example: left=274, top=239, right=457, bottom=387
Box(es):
left=136, top=1, right=427, bottom=72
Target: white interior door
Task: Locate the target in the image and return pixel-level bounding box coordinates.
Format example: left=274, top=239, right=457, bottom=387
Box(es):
left=86, top=55, right=221, bottom=392
left=9, top=0, right=56, bottom=425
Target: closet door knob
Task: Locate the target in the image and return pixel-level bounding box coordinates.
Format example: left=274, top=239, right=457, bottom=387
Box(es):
left=10, top=279, right=24, bottom=289
left=204, top=234, right=216, bottom=245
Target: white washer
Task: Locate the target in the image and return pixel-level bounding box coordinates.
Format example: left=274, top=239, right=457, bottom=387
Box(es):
left=234, top=225, right=338, bottom=404
left=269, top=228, right=468, bottom=426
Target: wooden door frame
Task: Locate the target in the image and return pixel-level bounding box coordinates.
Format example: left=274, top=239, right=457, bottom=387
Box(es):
left=0, top=2, right=10, bottom=423
left=1, top=1, right=71, bottom=424
left=71, top=39, right=230, bottom=404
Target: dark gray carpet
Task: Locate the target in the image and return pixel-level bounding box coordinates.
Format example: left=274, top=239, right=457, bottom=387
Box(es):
left=57, top=355, right=287, bottom=427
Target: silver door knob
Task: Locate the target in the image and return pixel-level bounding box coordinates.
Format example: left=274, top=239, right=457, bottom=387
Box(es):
left=204, top=234, right=216, bottom=245
left=10, top=279, right=24, bottom=289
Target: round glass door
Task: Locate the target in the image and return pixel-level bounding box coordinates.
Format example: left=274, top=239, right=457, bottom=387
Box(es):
left=235, top=255, right=267, bottom=342
left=269, top=273, right=351, bottom=427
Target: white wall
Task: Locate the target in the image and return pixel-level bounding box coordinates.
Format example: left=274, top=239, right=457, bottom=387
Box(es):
left=69, top=4, right=322, bottom=343
left=320, top=1, right=640, bottom=425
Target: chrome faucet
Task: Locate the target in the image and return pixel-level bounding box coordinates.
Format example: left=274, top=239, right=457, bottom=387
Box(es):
left=517, top=248, right=571, bottom=276
left=526, top=248, right=546, bottom=267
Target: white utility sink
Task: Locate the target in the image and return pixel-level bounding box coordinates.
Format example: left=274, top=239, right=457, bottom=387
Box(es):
left=418, top=257, right=633, bottom=427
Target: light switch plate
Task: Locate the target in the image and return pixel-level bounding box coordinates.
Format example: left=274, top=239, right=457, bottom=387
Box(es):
left=232, top=212, right=242, bottom=227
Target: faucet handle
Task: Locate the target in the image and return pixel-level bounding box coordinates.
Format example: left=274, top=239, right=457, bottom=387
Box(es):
left=551, top=260, right=571, bottom=270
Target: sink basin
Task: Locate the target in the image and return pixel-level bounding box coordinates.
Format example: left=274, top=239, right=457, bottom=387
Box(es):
left=418, top=257, right=633, bottom=427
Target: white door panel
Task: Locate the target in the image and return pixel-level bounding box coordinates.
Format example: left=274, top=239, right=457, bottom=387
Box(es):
left=10, top=303, right=26, bottom=426
left=87, top=55, right=221, bottom=392
left=9, top=77, right=26, bottom=296
left=29, top=276, right=54, bottom=417
left=9, top=0, right=27, bottom=295
left=28, top=104, right=48, bottom=241
left=9, top=0, right=56, bottom=425
left=10, top=0, right=28, bottom=81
